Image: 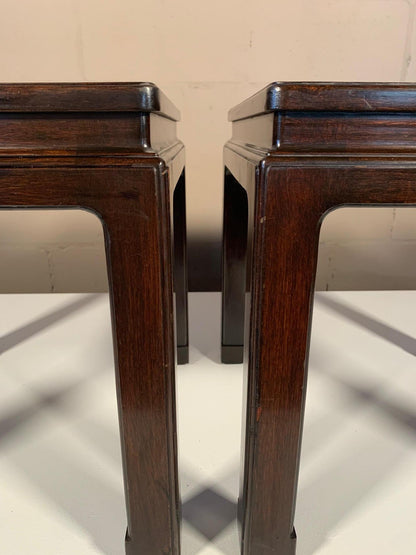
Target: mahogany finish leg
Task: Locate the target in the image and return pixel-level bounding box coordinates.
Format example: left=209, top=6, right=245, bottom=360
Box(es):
left=221, top=168, right=248, bottom=363
left=173, top=170, right=189, bottom=364
left=240, top=162, right=416, bottom=554
left=0, top=165, right=181, bottom=555
left=240, top=165, right=323, bottom=555
left=104, top=168, right=180, bottom=555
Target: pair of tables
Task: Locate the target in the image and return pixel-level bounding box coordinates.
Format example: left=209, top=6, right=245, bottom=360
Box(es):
left=1, top=82, right=416, bottom=554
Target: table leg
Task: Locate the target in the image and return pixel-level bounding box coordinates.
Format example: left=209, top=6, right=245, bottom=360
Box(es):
left=241, top=165, right=323, bottom=555
left=103, top=167, right=180, bottom=555
left=173, top=170, right=189, bottom=365
left=221, top=167, right=248, bottom=364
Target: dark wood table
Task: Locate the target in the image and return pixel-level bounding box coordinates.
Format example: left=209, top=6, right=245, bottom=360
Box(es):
left=0, top=82, right=188, bottom=555
left=221, top=82, right=416, bottom=554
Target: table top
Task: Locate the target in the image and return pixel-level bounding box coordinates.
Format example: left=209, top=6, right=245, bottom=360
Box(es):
left=0, top=82, right=180, bottom=120
left=229, top=82, right=416, bottom=121
left=0, top=291, right=415, bottom=554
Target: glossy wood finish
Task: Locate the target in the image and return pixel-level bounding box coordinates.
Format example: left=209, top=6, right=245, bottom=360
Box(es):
left=222, top=82, right=416, bottom=554
left=228, top=81, right=416, bottom=119
left=0, top=83, right=188, bottom=555
left=0, top=82, right=180, bottom=117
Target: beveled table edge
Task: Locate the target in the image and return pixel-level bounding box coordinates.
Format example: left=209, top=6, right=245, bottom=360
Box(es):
left=0, top=82, right=180, bottom=121
left=228, top=82, right=416, bottom=121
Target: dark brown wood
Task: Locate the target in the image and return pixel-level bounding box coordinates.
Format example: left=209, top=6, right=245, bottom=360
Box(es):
left=0, top=83, right=188, bottom=555
left=221, top=168, right=248, bottom=363
left=173, top=169, right=189, bottom=364
left=223, top=82, right=416, bottom=554
left=228, top=82, right=416, bottom=120
left=0, top=82, right=179, bottom=117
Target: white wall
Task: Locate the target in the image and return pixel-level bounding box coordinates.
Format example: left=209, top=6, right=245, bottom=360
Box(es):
left=1, top=0, right=416, bottom=292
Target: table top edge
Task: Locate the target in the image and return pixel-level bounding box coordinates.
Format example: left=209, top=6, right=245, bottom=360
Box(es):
left=0, top=82, right=180, bottom=120
left=228, top=82, right=416, bottom=121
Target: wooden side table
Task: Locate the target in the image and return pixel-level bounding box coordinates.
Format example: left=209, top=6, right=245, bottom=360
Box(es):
left=221, top=82, right=416, bottom=554
left=0, top=83, right=188, bottom=555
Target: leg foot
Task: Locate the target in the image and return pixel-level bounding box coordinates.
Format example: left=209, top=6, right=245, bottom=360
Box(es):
left=221, top=344, right=243, bottom=364
left=177, top=344, right=189, bottom=365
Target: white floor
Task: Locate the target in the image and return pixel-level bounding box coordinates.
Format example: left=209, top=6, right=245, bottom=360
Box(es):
left=0, top=291, right=415, bottom=554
